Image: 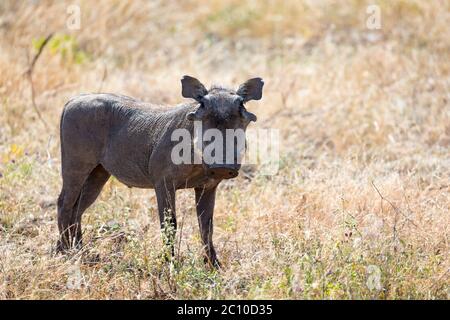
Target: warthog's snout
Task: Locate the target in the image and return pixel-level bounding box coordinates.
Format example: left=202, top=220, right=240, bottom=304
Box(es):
left=206, top=164, right=240, bottom=179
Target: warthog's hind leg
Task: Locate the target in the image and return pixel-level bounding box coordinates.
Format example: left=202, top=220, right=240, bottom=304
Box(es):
left=57, top=172, right=89, bottom=252
left=57, top=164, right=110, bottom=252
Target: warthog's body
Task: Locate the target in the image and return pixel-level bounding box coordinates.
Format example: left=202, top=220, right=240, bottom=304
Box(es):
left=57, top=76, right=263, bottom=266
left=61, top=94, right=206, bottom=189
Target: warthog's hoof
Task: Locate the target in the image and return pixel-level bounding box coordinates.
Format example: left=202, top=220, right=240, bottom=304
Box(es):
left=54, top=239, right=82, bottom=255
left=204, top=256, right=221, bottom=269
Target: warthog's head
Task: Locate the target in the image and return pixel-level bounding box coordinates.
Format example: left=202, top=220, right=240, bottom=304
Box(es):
left=181, top=75, right=264, bottom=179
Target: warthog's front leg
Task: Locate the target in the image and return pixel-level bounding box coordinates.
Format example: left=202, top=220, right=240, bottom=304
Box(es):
left=195, top=186, right=220, bottom=268
left=155, top=182, right=177, bottom=258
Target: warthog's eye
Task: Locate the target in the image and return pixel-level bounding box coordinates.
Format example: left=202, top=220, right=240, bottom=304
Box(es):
left=187, top=101, right=207, bottom=121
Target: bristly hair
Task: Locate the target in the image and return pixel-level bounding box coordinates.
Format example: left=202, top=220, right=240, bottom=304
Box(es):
left=208, top=85, right=236, bottom=94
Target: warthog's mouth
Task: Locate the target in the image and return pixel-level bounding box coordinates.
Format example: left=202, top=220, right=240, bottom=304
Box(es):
left=206, top=165, right=239, bottom=179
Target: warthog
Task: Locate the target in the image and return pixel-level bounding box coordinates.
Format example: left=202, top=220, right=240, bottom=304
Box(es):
left=57, top=76, right=263, bottom=266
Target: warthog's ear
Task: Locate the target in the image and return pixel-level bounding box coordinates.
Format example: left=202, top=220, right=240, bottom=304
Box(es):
left=181, top=75, right=208, bottom=102
left=237, top=78, right=264, bottom=103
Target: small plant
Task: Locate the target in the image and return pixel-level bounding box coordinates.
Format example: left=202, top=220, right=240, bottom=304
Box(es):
left=161, top=209, right=177, bottom=263
left=32, top=34, right=88, bottom=65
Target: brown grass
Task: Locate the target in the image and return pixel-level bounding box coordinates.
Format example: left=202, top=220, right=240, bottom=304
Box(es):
left=0, top=0, right=449, bottom=299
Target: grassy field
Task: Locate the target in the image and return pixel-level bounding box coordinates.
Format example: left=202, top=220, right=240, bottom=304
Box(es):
left=0, top=0, right=448, bottom=299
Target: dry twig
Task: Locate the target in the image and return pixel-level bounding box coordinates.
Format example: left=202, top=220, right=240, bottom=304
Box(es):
left=24, top=33, right=54, bottom=129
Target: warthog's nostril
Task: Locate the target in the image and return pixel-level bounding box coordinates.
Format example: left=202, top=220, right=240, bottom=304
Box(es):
left=229, top=171, right=234, bottom=176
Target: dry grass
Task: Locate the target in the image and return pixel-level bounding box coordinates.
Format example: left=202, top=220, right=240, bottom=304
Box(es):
left=0, top=0, right=449, bottom=299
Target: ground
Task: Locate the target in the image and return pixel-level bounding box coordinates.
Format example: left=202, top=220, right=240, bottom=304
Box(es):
left=0, top=0, right=448, bottom=299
